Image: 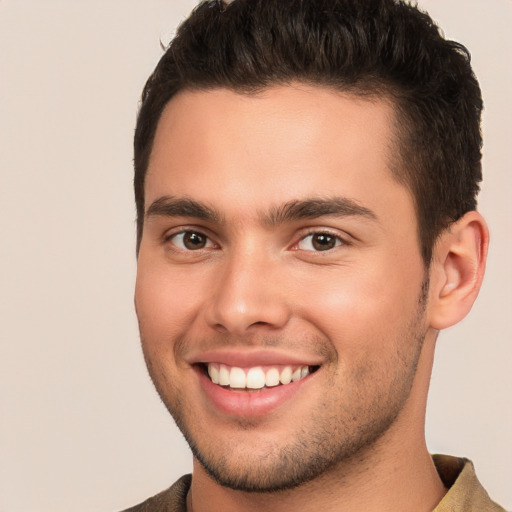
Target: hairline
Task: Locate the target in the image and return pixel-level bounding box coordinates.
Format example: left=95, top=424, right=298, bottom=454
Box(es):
left=136, top=81, right=429, bottom=259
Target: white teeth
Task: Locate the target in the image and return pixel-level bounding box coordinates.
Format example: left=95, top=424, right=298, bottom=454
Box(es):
left=229, top=367, right=246, bottom=388
left=207, top=363, right=313, bottom=389
left=208, top=364, right=219, bottom=384
left=291, top=367, right=301, bottom=382
left=280, top=366, right=292, bottom=385
left=219, top=364, right=230, bottom=386
left=265, top=368, right=280, bottom=387
left=246, top=367, right=266, bottom=389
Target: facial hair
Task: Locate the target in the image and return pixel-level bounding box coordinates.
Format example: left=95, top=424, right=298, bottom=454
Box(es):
left=142, top=278, right=430, bottom=493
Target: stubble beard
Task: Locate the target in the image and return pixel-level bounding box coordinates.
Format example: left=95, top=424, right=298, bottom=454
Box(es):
left=143, top=279, right=430, bottom=494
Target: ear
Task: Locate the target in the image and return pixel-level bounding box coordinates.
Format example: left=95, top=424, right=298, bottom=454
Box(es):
left=428, top=211, right=489, bottom=330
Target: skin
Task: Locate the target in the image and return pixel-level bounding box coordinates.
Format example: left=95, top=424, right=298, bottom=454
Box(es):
left=135, top=85, right=488, bottom=512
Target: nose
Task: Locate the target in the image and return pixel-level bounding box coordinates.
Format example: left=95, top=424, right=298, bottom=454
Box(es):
left=204, top=248, right=292, bottom=336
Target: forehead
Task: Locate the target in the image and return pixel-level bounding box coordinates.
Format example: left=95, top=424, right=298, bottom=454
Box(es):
left=145, top=84, right=408, bottom=220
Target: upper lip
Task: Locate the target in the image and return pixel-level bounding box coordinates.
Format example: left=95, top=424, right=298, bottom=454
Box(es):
left=186, top=349, right=324, bottom=368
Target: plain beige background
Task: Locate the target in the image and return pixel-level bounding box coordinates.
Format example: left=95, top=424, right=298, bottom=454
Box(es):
left=0, top=1, right=510, bottom=511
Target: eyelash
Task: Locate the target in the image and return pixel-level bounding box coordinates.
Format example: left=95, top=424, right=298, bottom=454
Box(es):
left=164, top=228, right=348, bottom=253
left=294, top=230, right=347, bottom=252
left=165, top=230, right=217, bottom=251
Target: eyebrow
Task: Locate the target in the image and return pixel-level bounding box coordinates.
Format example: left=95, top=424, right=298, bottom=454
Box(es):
left=146, top=196, right=222, bottom=223
left=145, top=195, right=377, bottom=226
left=263, top=197, right=377, bottom=226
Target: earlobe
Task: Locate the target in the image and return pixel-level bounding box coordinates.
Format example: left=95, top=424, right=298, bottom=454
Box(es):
left=428, top=211, right=489, bottom=330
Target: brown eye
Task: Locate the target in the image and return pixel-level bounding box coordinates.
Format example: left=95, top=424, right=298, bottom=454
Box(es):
left=169, top=231, right=212, bottom=250
left=297, top=232, right=343, bottom=251
left=312, top=233, right=337, bottom=250
left=183, top=232, right=207, bottom=249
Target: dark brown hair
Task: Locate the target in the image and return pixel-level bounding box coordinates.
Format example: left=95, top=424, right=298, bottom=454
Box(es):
left=134, top=0, right=483, bottom=263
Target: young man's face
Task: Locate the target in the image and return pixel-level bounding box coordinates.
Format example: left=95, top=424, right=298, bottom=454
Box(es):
left=135, top=85, right=433, bottom=491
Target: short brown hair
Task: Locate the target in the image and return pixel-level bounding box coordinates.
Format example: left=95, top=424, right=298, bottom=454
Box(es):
left=134, top=0, right=483, bottom=263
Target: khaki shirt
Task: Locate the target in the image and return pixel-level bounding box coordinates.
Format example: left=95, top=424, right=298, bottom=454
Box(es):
left=433, top=454, right=506, bottom=512
left=122, top=455, right=506, bottom=511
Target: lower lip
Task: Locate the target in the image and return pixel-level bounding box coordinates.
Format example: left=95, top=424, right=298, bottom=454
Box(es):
left=196, top=366, right=313, bottom=418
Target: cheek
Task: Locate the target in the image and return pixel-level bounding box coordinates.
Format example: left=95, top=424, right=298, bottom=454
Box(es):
left=293, top=259, right=424, bottom=353
left=134, top=261, right=204, bottom=351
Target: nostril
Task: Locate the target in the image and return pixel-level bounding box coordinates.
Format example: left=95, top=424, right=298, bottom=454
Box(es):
left=203, top=279, right=292, bottom=335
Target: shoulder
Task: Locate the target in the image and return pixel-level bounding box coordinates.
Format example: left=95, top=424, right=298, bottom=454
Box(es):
left=119, top=474, right=192, bottom=512
left=433, top=455, right=507, bottom=512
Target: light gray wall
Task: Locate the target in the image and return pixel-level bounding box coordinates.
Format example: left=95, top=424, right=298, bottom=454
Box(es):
left=0, top=1, right=510, bottom=510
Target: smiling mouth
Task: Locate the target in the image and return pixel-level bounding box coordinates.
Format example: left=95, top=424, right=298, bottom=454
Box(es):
left=200, top=363, right=320, bottom=391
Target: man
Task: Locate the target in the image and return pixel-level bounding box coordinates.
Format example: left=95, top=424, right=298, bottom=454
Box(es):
left=125, top=0, right=505, bottom=510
